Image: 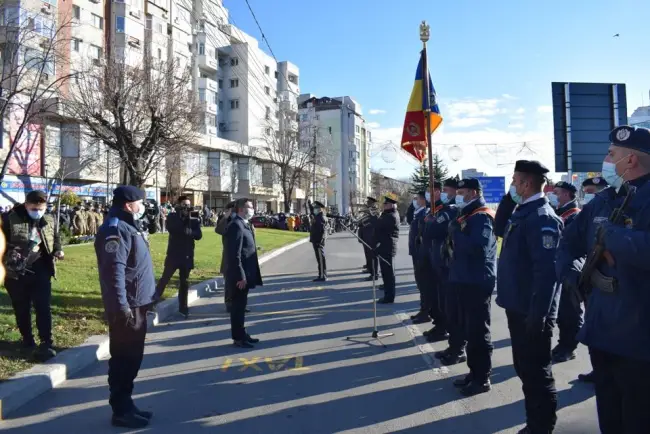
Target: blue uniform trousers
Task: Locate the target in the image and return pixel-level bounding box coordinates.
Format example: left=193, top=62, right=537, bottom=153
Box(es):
left=457, top=284, right=493, bottom=382
left=556, top=284, right=584, bottom=352
left=442, top=272, right=465, bottom=352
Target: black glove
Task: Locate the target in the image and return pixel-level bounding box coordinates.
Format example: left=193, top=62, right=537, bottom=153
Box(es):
left=112, top=308, right=134, bottom=327
left=525, top=315, right=545, bottom=339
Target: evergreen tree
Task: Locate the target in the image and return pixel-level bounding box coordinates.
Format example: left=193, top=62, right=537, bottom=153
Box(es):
left=409, top=153, right=450, bottom=193
left=431, top=152, right=449, bottom=182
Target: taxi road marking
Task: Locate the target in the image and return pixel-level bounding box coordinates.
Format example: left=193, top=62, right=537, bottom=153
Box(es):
left=220, top=356, right=309, bottom=373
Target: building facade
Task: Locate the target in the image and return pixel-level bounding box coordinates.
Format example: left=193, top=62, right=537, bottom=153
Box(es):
left=297, top=94, right=372, bottom=214
left=630, top=93, right=650, bottom=128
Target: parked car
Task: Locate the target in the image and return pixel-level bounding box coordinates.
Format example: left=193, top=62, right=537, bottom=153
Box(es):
left=250, top=215, right=269, bottom=228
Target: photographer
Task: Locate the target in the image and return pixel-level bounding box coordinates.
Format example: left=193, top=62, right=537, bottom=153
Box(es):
left=154, top=196, right=202, bottom=318
left=1, top=190, right=63, bottom=361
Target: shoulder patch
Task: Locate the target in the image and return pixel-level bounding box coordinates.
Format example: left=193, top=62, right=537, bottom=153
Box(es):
left=593, top=216, right=608, bottom=224
left=104, top=240, right=120, bottom=253
left=542, top=233, right=557, bottom=249
left=436, top=214, right=447, bottom=223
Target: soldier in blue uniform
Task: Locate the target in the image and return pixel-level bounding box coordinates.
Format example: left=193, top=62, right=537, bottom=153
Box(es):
left=409, top=191, right=429, bottom=322
left=94, top=186, right=156, bottom=429
left=376, top=194, right=400, bottom=304
left=448, top=178, right=497, bottom=396
left=556, top=125, right=650, bottom=433
left=310, top=201, right=328, bottom=282
left=497, top=160, right=563, bottom=434
left=548, top=181, right=584, bottom=364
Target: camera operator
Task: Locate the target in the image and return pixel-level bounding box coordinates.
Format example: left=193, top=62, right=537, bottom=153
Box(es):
left=1, top=190, right=63, bottom=361
left=154, top=196, right=202, bottom=318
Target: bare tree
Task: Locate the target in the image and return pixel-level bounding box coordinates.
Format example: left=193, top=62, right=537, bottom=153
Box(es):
left=164, top=148, right=208, bottom=203
left=0, top=8, right=76, bottom=182
left=64, top=52, right=203, bottom=188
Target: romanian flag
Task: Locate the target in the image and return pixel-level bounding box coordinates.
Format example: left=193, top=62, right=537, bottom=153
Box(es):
left=400, top=50, right=442, bottom=162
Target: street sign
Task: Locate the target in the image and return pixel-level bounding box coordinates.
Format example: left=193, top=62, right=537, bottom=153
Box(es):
left=552, top=82, right=628, bottom=173
left=475, top=176, right=506, bottom=204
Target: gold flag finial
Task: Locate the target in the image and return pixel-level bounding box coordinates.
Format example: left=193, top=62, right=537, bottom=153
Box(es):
left=420, top=21, right=430, bottom=43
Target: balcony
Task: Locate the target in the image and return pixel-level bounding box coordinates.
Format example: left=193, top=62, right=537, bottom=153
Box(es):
left=203, top=101, right=217, bottom=115
left=200, top=124, right=217, bottom=136
left=198, top=77, right=218, bottom=93
left=197, top=55, right=218, bottom=72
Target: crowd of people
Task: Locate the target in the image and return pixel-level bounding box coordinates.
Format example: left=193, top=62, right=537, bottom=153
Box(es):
left=1, top=124, right=649, bottom=432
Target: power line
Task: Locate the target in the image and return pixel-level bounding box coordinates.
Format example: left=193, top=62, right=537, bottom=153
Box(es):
left=243, top=0, right=277, bottom=60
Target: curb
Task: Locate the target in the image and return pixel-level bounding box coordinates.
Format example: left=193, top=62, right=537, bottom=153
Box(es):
left=0, top=235, right=309, bottom=420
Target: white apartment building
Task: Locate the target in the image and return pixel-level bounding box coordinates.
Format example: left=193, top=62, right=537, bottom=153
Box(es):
left=0, top=0, right=312, bottom=212
left=298, top=94, right=372, bottom=214
left=630, top=92, right=650, bottom=128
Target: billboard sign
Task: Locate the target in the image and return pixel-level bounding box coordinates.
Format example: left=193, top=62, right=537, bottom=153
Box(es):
left=475, top=176, right=506, bottom=203
left=552, top=82, right=628, bottom=173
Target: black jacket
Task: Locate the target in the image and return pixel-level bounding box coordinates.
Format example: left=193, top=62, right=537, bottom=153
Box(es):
left=224, top=216, right=263, bottom=288
left=309, top=213, right=327, bottom=245
left=375, top=208, right=400, bottom=257
left=494, top=192, right=517, bottom=238
left=164, top=211, right=202, bottom=269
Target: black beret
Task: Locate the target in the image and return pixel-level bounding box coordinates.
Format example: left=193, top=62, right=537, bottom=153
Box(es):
left=112, top=186, right=145, bottom=204
left=433, top=181, right=442, bottom=189
left=366, top=196, right=377, bottom=203
left=582, top=177, right=608, bottom=188
left=416, top=191, right=426, bottom=198
left=25, top=190, right=47, bottom=203
left=443, top=178, right=458, bottom=189
left=514, top=160, right=549, bottom=175
left=554, top=181, right=577, bottom=193
left=610, top=125, right=650, bottom=154
left=457, top=178, right=482, bottom=191
left=313, top=201, right=325, bottom=208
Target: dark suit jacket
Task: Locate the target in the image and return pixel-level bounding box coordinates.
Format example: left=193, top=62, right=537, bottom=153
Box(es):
left=224, top=215, right=263, bottom=289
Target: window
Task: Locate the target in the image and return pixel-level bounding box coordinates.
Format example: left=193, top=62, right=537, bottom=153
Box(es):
left=230, top=57, right=238, bottom=66
left=71, top=39, right=80, bottom=52
left=230, top=99, right=239, bottom=109
left=89, top=44, right=102, bottom=59
left=156, top=22, right=163, bottom=33
left=218, top=79, right=222, bottom=89
left=208, top=152, right=220, bottom=176
left=157, top=48, right=162, bottom=59
left=265, top=106, right=270, bottom=119
left=92, top=14, right=103, bottom=29
left=355, top=125, right=360, bottom=134
left=198, top=89, right=205, bottom=102
left=265, top=65, right=270, bottom=75
left=33, top=16, right=55, bottom=38
left=115, top=16, right=125, bottom=33
left=72, top=5, right=80, bottom=20
left=218, top=100, right=223, bottom=110
left=145, top=16, right=152, bottom=29
left=198, top=43, right=205, bottom=55
left=230, top=79, right=238, bottom=88
left=265, top=127, right=271, bottom=136
left=264, top=86, right=270, bottom=95
left=274, top=71, right=278, bottom=79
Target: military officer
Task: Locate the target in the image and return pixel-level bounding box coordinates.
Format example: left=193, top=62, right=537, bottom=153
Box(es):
left=359, top=197, right=379, bottom=279
left=376, top=194, right=400, bottom=304
left=497, top=160, right=563, bottom=434
left=310, top=201, right=328, bottom=282
left=409, top=191, right=429, bottom=323
left=556, top=126, right=650, bottom=433
left=446, top=178, right=497, bottom=396
left=95, top=186, right=156, bottom=429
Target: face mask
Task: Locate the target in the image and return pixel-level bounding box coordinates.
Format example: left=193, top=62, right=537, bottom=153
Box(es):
left=440, top=192, right=449, bottom=204
left=509, top=184, right=523, bottom=205
left=244, top=208, right=254, bottom=220
left=412, top=200, right=419, bottom=209
left=425, top=192, right=431, bottom=202
left=601, top=157, right=629, bottom=190
left=27, top=209, right=45, bottom=220
left=547, top=193, right=559, bottom=208
left=455, top=195, right=465, bottom=208
left=130, top=202, right=144, bottom=220
left=583, top=193, right=595, bottom=204
left=314, top=208, right=321, bottom=215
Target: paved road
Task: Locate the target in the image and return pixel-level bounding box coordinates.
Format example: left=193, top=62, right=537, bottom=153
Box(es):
left=1, top=227, right=599, bottom=433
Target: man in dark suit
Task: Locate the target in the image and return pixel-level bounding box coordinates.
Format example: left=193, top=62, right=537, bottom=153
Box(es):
left=216, top=201, right=235, bottom=312
left=224, top=198, right=263, bottom=348
left=310, top=201, right=328, bottom=282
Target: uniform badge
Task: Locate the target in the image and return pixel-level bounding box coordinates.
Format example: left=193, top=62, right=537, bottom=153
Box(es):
left=542, top=233, right=556, bottom=250
left=104, top=240, right=119, bottom=253
left=593, top=177, right=601, bottom=184
left=616, top=128, right=631, bottom=142
left=624, top=217, right=633, bottom=229
left=593, top=216, right=607, bottom=224
left=436, top=215, right=446, bottom=223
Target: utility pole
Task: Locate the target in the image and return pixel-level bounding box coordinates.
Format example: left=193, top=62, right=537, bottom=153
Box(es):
left=311, top=125, right=317, bottom=202
left=106, top=148, right=110, bottom=205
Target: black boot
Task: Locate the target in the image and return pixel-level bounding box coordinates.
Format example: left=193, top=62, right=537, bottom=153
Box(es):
left=112, top=412, right=149, bottom=428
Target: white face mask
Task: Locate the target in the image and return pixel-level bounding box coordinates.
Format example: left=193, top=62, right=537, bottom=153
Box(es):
left=244, top=208, right=254, bottom=220
left=412, top=200, right=419, bottom=209
left=440, top=192, right=449, bottom=204
left=314, top=208, right=321, bottom=215
left=601, top=157, right=628, bottom=190
left=583, top=193, right=595, bottom=204
left=547, top=193, right=559, bottom=207
left=129, top=201, right=145, bottom=220
left=425, top=192, right=431, bottom=202
left=455, top=195, right=466, bottom=208
left=27, top=209, right=45, bottom=220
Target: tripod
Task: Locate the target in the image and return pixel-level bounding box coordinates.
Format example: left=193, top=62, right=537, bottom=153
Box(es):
left=334, top=218, right=395, bottom=348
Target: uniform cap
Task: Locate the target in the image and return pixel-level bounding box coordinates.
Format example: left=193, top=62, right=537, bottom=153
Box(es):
left=514, top=160, right=550, bottom=175
left=25, top=190, right=47, bottom=203
left=609, top=125, right=650, bottom=154
left=366, top=196, right=377, bottom=203
left=582, top=177, right=608, bottom=188
left=226, top=201, right=235, bottom=209
left=457, top=178, right=482, bottom=191
left=416, top=191, right=426, bottom=198
left=384, top=192, right=398, bottom=204
left=313, top=201, right=325, bottom=208
left=443, top=178, right=458, bottom=189
left=554, top=181, right=577, bottom=193
left=112, top=186, right=145, bottom=205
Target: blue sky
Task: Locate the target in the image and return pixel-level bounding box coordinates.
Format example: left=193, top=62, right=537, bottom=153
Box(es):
left=225, top=0, right=650, bottom=180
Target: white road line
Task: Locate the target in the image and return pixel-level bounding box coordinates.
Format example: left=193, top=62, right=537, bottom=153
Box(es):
left=394, top=311, right=450, bottom=375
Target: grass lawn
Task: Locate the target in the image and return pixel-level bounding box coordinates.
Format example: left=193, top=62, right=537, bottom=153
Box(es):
left=0, top=228, right=307, bottom=381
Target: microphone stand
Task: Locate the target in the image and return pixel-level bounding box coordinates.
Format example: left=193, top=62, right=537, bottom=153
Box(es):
left=329, top=216, right=395, bottom=348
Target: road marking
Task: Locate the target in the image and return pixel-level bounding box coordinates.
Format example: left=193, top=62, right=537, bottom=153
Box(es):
left=219, top=356, right=310, bottom=373
left=394, top=311, right=449, bottom=375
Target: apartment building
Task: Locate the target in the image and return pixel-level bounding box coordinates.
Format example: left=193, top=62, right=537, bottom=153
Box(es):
left=298, top=94, right=372, bottom=214
left=0, top=0, right=313, bottom=212
left=630, top=92, right=650, bottom=128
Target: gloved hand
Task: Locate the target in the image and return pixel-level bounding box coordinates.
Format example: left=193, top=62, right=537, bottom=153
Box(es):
left=525, top=315, right=545, bottom=339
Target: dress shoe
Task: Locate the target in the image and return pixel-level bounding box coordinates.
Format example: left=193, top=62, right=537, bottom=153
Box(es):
left=312, top=277, right=327, bottom=282
left=179, top=308, right=189, bottom=319
left=112, top=412, right=149, bottom=429
left=460, top=380, right=492, bottom=397
left=33, top=343, right=56, bottom=362
left=365, top=275, right=379, bottom=281
left=377, top=298, right=394, bottom=304
left=453, top=374, right=473, bottom=388
left=233, top=340, right=254, bottom=348
left=425, top=328, right=449, bottom=343
left=132, top=405, right=153, bottom=420
left=440, top=352, right=467, bottom=366
left=246, top=335, right=260, bottom=344
left=412, top=315, right=431, bottom=324
left=578, top=371, right=595, bottom=383
left=552, top=350, right=576, bottom=364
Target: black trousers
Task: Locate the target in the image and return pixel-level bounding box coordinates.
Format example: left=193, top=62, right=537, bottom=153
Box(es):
left=230, top=285, right=249, bottom=341
left=5, top=269, right=53, bottom=346
left=439, top=270, right=464, bottom=350
left=412, top=257, right=425, bottom=311
left=378, top=254, right=395, bottom=301
left=312, top=242, right=327, bottom=278
left=364, top=245, right=378, bottom=278
left=590, top=348, right=650, bottom=434
left=156, top=262, right=191, bottom=312
left=108, top=306, right=148, bottom=416
left=457, top=284, right=493, bottom=382
left=556, top=283, right=584, bottom=352
left=506, top=310, right=557, bottom=433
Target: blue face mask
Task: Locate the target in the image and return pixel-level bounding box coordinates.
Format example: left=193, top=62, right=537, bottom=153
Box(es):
left=425, top=192, right=431, bottom=202
left=440, top=192, right=449, bottom=204
left=547, top=193, right=559, bottom=208
left=509, top=184, right=523, bottom=205
left=583, top=193, right=595, bottom=204
left=601, top=158, right=629, bottom=190
left=455, top=195, right=465, bottom=208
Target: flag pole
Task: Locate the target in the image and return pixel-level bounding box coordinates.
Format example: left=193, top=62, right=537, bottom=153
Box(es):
left=420, top=21, right=435, bottom=206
